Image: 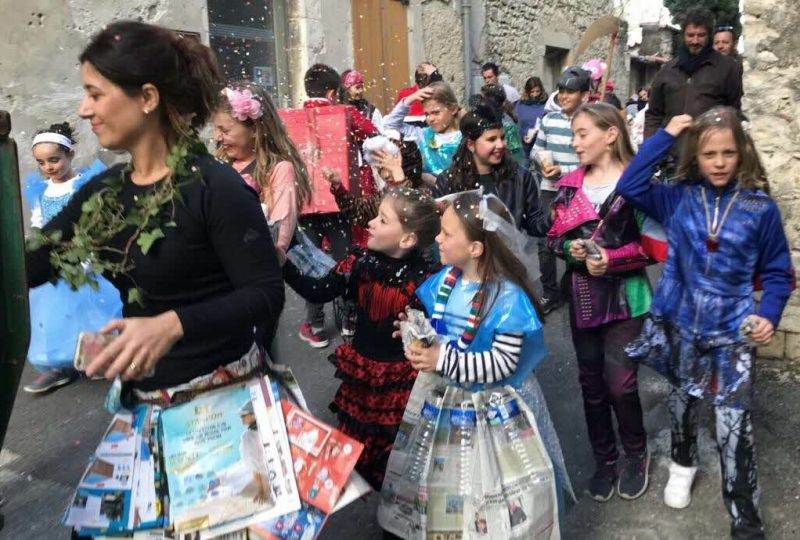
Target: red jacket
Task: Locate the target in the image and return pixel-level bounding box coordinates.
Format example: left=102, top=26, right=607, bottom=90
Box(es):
left=302, top=98, right=379, bottom=143
left=301, top=99, right=378, bottom=233
left=395, top=86, right=425, bottom=118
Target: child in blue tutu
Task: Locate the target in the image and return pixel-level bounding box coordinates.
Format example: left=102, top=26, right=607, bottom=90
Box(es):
left=23, top=122, right=122, bottom=394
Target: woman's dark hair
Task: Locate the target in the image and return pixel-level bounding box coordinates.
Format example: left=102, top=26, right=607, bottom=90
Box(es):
left=523, top=77, right=548, bottom=101
left=414, top=61, right=441, bottom=88
left=384, top=187, right=440, bottom=248
left=34, top=122, right=76, bottom=152
left=481, top=83, right=518, bottom=122
left=399, top=140, right=424, bottom=188
left=451, top=192, right=543, bottom=321
left=481, top=83, right=507, bottom=109
left=79, top=21, right=223, bottom=143
left=443, top=106, right=516, bottom=193
left=304, top=63, right=340, bottom=98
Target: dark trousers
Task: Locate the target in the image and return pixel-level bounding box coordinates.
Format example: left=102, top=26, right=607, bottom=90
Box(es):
left=537, top=190, right=559, bottom=299
left=297, top=212, right=352, bottom=327
left=668, top=389, right=764, bottom=539
left=570, top=315, right=647, bottom=463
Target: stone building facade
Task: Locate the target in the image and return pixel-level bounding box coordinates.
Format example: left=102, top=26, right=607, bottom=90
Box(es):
left=744, top=0, right=800, bottom=362
left=3, top=0, right=623, bottom=173
left=414, top=0, right=627, bottom=103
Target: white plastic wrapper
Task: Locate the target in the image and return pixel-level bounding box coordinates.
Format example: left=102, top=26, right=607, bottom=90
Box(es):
left=399, top=309, right=438, bottom=349
left=286, top=231, right=336, bottom=279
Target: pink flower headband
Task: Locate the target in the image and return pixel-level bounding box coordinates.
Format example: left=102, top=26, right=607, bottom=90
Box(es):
left=342, top=70, right=364, bottom=89
left=222, top=87, right=263, bottom=122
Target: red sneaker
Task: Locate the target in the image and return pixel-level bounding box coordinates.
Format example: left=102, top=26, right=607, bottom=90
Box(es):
left=298, top=323, right=330, bottom=349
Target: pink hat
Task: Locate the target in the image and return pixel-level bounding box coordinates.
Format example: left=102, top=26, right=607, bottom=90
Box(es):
left=582, top=59, right=607, bottom=81
left=342, top=70, right=364, bottom=89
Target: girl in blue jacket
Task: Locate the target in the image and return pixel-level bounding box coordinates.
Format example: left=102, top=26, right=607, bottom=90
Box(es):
left=617, top=108, right=793, bottom=539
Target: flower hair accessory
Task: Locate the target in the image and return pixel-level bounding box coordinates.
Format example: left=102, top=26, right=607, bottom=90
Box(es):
left=222, top=87, right=263, bottom=122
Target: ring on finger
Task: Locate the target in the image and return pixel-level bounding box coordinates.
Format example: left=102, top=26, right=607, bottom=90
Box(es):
left=128, top=362, right=138, bottom=372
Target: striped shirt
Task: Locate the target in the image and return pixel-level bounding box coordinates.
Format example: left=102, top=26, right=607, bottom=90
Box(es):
left=436, top=332, right=524, bottom=384
left=531, top=111, right=580, bottom=191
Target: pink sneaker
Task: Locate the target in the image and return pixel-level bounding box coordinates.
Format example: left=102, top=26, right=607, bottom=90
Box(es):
left=299, top=323, right=330, bottom=349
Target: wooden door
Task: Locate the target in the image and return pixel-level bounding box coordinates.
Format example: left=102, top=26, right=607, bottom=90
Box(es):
left=351, top=0, right=410, bottom=113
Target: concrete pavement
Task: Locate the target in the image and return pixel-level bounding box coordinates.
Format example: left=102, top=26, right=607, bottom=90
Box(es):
left=1, top=289, right=798, bottom=539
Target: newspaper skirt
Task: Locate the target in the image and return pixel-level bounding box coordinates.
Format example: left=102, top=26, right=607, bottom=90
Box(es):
left=378, top=372, right=569, bottom=540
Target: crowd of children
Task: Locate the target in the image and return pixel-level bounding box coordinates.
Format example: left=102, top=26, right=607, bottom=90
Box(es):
left=23, top=23, right=795, bottom=540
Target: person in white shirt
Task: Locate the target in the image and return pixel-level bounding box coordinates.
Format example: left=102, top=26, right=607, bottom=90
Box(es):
left=482, top=61, right=521, bottom=104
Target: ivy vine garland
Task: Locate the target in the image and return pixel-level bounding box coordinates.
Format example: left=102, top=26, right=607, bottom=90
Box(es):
left=27, top=137, right=208, bottom=306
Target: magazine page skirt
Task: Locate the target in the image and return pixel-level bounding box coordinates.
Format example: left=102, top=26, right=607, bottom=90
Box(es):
left=130, top=342, right=264, bottom=407
left=378, top=372, right=574, bottom=540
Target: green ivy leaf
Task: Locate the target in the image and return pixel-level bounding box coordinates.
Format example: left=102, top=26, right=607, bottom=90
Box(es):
left=127, top=288, right=144, bottom=307
left=26, top=233, right=44, bottom=251
left=137, top=228, right=165, bottom=255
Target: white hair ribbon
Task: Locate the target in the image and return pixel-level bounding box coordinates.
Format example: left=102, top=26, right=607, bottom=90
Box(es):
left=32, top=132, right=73, bottom=150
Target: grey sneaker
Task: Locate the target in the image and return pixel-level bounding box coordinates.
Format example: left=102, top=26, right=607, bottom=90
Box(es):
left=589, top=461, right=618, bottom=502
left=618, top=448, right=651, bottom=500
left=23, top=369, right=76, bottom=394
left=540, top=296, right=560, bottom=315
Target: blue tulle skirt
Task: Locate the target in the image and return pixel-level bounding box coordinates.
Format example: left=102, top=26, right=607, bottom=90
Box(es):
left=28, top=276, right=122, bottom=371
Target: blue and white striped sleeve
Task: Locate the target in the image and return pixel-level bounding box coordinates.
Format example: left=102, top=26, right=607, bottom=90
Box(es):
left=435, top=332, right=524, bottom=384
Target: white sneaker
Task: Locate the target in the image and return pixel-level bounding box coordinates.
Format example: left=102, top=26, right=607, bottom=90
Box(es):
left=663, top=461, right=697, bottom=509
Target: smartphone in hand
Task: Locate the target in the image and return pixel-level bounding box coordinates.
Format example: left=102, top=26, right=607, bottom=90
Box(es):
left=583, top=239, right=603, bottom=260
left=73, top=332, right=116, bottom=372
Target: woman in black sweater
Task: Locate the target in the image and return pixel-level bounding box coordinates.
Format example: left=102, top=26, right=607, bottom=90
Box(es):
left=25, top=21, right=284, bottom=400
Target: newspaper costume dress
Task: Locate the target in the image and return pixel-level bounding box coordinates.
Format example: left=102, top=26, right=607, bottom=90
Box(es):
left=378, top=195, right=572, bottom=540
left=23, top=159, right=123, bottom=371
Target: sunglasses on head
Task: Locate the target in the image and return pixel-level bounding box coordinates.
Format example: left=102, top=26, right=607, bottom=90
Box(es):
left=716, top=25, right=736, bottom=33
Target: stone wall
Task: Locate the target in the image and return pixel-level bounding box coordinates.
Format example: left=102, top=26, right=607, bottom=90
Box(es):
left=2, top=0, right=208, bottom=172
left=285, top=0, right=354, bottom=106
left=744, top=0, right=800, bottom=361
left=410, top=0, right=627, bottom=104
left=417, top=1, right=466, bottom=100
left=2, top=0, right=357, bottom=170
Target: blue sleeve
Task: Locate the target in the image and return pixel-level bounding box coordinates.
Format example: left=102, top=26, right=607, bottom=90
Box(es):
left=755, top=200, right=794, bottom=327
left=75, top=159, right=109, bottom=190
left=23, top=171, right=47, bottom=209
left=616, top=129, right=685, bottom=224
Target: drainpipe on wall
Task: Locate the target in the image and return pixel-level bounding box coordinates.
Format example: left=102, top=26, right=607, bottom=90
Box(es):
left=462, top=0, right=472, bottom=99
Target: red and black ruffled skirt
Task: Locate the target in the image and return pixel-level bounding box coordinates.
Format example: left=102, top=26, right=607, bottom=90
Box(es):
left=329, top=343, right=416, bottom=490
